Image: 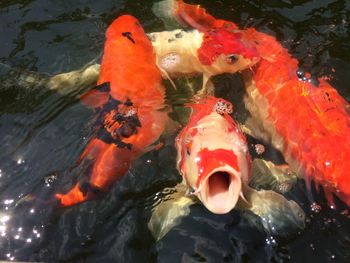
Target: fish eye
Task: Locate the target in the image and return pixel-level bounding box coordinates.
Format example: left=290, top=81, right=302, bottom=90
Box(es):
left=226, top=54, right=238, bottom=64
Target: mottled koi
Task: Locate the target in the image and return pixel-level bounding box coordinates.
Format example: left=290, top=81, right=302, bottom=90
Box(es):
left=56, top=15, right=168, bottom=206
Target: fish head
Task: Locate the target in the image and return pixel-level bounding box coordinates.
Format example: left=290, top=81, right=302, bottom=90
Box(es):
left=105, top=15, right=145, bottom=42
left=176, top=97, right=251, bottom=214
left=198, top=28, right=260, bottom=74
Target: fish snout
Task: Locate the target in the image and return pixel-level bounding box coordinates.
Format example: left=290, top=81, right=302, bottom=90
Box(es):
left=197, top=167, right=242, bottom=214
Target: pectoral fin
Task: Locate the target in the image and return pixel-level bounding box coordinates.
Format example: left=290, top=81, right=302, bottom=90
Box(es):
left=80, top=82, right=110, bottom=108
left=250, top=159, right=298, bottom=193
left=238, top=185, right=305, bottom=237
left=48, top=63, right=100, bottom=96
left=148, top=184, right=196, bottom=241
left=197, top=74, right=214, bottom=96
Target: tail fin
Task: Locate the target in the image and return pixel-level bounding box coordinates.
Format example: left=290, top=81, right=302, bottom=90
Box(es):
left=152, top=0, right=238, bottom=32
left=56, top=138, right=109, bottom=207
left=0, top=62, right=49, bottom=91
left=55, top=182, right=91, bottom=206
left=152, top=0, right=183, bottom=30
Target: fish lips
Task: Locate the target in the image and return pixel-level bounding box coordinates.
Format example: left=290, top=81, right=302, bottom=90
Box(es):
left=195, top=165, right=242, bottom=214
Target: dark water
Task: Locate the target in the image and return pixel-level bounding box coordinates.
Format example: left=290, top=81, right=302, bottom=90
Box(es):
left=0, top=0, right=350, bottom=262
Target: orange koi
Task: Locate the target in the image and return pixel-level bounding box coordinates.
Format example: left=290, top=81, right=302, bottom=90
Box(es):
left=55, top=15, right=168, bottom=206
left=160, top=0, right=350, bottom=206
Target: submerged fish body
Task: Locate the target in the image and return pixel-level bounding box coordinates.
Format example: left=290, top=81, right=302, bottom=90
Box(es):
left=56, top=15, right=168, bottom=206
left=175, top=97, right=250, bottom=214
left=157, top=0, right=350, bottom=206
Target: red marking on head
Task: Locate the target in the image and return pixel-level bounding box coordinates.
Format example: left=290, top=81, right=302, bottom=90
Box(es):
left=195, top=148, right=239, bottom=188
left=189, top=128, right=198, bottom=137
left=198, top=28, right=258, bottom=65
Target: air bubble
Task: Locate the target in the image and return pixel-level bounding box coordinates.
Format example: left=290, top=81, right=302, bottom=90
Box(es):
left=265, top=236, right=277, bottom=246
left=278, top=181, right=292, bottom=193
left=310, top=243, right=315, bottom=251
left=44, top=173, right=58, bottom=187
left=0, top=215, right=10, bottom=223
left=310, top=202, right=321, bottom=213
left=254, top=144, right=265, bottom=155
left=4, top=199, right=13, bottom=205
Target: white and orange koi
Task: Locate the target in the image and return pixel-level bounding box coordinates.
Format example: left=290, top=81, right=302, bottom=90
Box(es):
left=175, top=97, right=249, bottom=214
left=148, top=28, right=259, bottom=93
left=149, top=97, right=305, bottom=240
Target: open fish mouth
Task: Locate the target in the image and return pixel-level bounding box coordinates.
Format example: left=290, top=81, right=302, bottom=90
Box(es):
left=197, top=166, right=242, bottom=214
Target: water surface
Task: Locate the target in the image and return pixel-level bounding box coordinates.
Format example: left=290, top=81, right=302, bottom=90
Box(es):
left=0, top=0, right=350, bottom=262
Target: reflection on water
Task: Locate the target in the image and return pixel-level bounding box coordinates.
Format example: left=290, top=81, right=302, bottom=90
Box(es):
left=0, top=0, right=350, bottom=262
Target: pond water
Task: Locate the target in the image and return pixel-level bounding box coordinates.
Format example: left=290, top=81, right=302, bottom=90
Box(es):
left=0, top=0, right=350, bottom=262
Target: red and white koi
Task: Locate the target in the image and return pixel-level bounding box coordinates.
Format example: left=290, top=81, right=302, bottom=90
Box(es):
left=175, top=97, right=250, bottom=213
left=148, top=28, right=259, bottom=92
left=148, top=97, right=305, bottom=240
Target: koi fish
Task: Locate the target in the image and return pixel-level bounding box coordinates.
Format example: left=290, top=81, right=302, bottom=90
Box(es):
left=242, top=29, right=350, bottom=207
left=31, top=16, right=259, bottom=96
left=175, top=97, right=249, bottom=214
left=55, top=15, right=168, bottom=206
left=15, top=13, right=259, bottom=97
left=148, top=27, right=259, bottom=93
left=148, top=97, right=305, bottom=240
left=156, top=0, right=350, bottom=207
